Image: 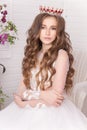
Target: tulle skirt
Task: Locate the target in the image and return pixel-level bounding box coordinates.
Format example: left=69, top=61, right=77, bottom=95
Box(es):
left=0, top=97, right=87, bottom=130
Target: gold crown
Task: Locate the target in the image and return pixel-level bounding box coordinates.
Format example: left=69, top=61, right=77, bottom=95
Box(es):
left=39, top=6, right=63, bottom=15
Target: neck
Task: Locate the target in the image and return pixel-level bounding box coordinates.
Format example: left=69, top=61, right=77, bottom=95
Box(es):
left=41, top=44, right=52, bottom=54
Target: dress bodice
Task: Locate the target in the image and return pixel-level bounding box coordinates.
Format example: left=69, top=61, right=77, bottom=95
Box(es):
left=30, top=67, right=40, bottom=91
left=30, top=66, right=52, bottom=91
left=23, top=49, right=69, bottom=101
left=23, top=66, right=52, bottom=101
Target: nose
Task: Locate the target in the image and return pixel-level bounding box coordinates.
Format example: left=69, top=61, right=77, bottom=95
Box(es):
left=46, top=28, right=50, bottom=35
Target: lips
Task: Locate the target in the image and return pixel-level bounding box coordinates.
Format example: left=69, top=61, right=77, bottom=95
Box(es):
left=44, top=37, right=51, bottom=40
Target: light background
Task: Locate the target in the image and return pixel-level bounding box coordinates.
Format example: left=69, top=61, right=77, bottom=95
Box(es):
left=0, top=0, right=87, bottom=106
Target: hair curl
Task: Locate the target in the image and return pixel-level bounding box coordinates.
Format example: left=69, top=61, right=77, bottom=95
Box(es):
left=22, top=13, right=75, bottom=92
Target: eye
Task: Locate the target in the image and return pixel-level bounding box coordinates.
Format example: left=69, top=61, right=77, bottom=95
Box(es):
left=41, top=26, right=46, bottom=29
left=51, top=27, right=57, bottom=30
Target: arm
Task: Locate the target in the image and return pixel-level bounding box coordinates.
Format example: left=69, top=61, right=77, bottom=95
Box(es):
left=14, top=49, right=69, bottom=108
left=13, top=77, right=28, bottom=107
left=14, top=78, right=47, bottom=108
left=16, top=77, right=26, bottom=97
left=52, top=49, right=69, bottom=92
left=40, top=49, right=69, bottom=106
left=14, top=93, right=47, bottom=108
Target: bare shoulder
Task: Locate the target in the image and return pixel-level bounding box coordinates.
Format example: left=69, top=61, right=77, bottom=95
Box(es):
left=55, top=49, right=69, bottom=62
left=54, top=49, right=69, bottom=69
left=58, top=49, right=68, bottom=58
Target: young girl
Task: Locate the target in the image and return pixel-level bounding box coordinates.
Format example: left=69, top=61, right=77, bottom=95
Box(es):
left=0, top=8, right=87, bottom=130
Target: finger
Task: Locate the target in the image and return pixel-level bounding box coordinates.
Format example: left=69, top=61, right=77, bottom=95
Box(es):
left=54, top=95, right=64, bottom=103
left=56, top=99, right=63, bottom=105
left=53, top=91, right=63, bottom=98
left=57, top=97, right=63, bottom=102
left=56, top=92, right=63, bottom=97
left=53, top=102, right=60, bottom=107
left=58, top=96, right=64, bottom=100
left=52, top=88, right=62, bottom=93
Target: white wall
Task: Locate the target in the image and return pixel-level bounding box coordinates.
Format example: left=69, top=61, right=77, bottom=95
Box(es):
left=64, top=0, right=87, bottom=50
left=0, top=0, right=87, bottom=106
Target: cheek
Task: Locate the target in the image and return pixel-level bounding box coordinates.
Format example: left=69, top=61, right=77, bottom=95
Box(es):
left=40, top=31, right=43, bottom=37
left=39, top=32, right=43, bottom=41
left=53, top=32, right=57, bottom=39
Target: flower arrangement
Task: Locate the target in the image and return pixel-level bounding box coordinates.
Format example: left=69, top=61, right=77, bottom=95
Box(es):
left=0, top=4, right=18, bottom=45
left=0, top=87, right=8, bottom=106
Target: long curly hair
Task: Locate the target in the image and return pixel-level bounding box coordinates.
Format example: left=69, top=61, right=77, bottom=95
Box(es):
left=22, top=13, right=74, bottom=91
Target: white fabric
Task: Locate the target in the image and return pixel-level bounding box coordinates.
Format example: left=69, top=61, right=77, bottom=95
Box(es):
left=73, top=49, right=87, bottom=85
left=0, top=67, right=87, bottom=130
left=71, top=81, right=87, bottom=110
left=0, top=98, right=87, bottom=130
left=71, top=49, right=87, bottom=116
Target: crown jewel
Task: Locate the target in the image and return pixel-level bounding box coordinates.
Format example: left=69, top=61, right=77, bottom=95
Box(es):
left=39, top=6, right=63, bottom=15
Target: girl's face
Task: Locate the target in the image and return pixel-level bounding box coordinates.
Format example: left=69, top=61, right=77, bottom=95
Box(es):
left=39, top=17, right=57, bottom=46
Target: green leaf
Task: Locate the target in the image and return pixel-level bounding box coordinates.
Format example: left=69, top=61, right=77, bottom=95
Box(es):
left=0, top=98, right=4, bottom=104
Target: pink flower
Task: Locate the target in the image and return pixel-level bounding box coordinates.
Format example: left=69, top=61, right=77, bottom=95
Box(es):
left=0, top=33, right=8, bottom=44
left=2, top=10, right=7, bottom=15
left=0, top=4, right=18, bottom=45
left=1, top=15, right=6, bottom=23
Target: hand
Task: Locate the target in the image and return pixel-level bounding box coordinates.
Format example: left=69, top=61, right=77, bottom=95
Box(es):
left=13, top=93, right=45, bottom=108
left=13, top=93, right=27, bottom=108
left=40, top=88, right=64, bottom=107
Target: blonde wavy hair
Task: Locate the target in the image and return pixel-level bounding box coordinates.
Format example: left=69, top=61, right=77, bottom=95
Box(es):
left=22, top=13, right=74, bottom=91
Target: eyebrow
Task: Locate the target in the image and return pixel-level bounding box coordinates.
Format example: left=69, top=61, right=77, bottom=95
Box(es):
left=42, top=24, right=57, bottom=27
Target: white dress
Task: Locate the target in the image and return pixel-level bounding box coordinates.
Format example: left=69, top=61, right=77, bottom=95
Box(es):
left=0, top=67, right=87, bottom=130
